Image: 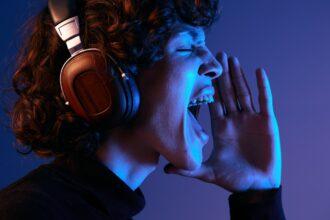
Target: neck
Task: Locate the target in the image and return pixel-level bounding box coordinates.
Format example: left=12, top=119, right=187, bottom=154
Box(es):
left=96, top=127, right=160, bottom=191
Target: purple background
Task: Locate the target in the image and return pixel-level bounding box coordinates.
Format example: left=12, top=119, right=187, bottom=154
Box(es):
left=0, top=0, right=329, bottom=219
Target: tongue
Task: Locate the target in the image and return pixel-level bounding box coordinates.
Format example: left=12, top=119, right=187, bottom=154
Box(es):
left=187, top=109, right=209, bottom=145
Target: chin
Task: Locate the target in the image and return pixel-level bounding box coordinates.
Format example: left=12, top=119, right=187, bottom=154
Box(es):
left=173, top=152, right=203, bottom=171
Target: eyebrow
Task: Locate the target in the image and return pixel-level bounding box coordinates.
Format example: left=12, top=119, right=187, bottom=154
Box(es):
left=174, top=29, right=205, bottom=43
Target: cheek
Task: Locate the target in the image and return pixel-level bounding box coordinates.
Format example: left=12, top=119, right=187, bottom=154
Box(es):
left=166, top=59, right=199, bottom=94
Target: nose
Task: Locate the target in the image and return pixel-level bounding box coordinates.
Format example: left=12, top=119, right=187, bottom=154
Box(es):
left=198, top=49, right=223, bottom=79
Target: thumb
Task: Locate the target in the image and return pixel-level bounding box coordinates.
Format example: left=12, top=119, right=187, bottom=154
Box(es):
left=163, top=163, right=207, bottom=179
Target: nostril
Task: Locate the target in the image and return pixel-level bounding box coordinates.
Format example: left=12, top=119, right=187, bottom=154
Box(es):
left=205, top=72, right=217, bottom=78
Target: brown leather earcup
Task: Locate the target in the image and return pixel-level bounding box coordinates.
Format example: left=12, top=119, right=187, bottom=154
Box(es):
left=60, top=48, right=139, bottom=128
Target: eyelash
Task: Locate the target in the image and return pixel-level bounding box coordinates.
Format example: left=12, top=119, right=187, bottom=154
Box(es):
left=177, top=47, right=195, bottom=52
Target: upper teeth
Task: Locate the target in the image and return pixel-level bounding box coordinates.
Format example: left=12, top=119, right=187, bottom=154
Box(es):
left=188, top=95, right=214, bottom=107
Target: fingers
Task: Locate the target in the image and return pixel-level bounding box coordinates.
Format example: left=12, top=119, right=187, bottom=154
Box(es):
left=216, top=52, right=238, bottom=114
left=215, top=52, right=255, bottom=114
left=228, top=57, right=255, bottom=112
left=214, top=52, right=270, bottom=116
left=256, top=68, right=274, bottom=116
left=241, top=67, right=256, bottom=112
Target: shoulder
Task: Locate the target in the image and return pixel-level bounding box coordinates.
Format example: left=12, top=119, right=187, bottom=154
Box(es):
left=0, top=163, right=54, bottom=197
left=0, top=165, right=66, bottom=220
left=0, top=189, right=61, bottom=220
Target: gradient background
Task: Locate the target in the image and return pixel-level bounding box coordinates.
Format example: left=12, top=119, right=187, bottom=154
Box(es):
left=0, top=0, right=328, bottom=219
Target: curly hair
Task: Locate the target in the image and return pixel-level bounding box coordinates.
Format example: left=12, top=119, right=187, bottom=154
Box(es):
left=8, top=0, right=220, bottom=158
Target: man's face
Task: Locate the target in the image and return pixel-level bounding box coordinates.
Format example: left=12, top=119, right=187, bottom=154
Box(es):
left=135, top=23, right=222, bottom=170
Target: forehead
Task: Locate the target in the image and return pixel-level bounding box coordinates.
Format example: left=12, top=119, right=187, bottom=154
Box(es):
left=169, top=24, right=206, bottom=43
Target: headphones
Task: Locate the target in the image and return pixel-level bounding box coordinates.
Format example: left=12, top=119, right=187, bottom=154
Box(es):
left=48, top=0, right=140, bottom=129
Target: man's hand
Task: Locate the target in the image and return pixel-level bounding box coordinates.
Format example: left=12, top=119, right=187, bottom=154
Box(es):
left=164, top=52, right=282, bottom=193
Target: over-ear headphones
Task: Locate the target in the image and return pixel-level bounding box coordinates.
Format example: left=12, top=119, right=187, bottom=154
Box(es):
left=48, top=0, right=140, bottom=129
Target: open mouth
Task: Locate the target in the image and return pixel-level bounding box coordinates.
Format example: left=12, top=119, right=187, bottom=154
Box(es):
left=186, top=99, right=212, bottom=146
left=187, top=94, right=214, bottom=120
left=185, top=89, right=215, bottom=146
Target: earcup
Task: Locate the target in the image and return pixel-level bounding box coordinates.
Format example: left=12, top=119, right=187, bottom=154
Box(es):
left=60, top=48, right=140, bottom=128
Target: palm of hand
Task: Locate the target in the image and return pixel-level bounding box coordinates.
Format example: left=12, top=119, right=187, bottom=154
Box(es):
left=207, top=113, right=281, bottom=192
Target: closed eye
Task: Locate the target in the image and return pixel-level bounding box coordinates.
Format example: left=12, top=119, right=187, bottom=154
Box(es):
left=177, top=45, right=196, bottom=53
left=176, top=44, right=204, bottom=53
left=177, top=48, right=193, bottom=52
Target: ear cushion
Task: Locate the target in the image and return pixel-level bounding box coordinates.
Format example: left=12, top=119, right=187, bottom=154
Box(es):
left=111, top=63, right=133, bottom=121
left=107, top=55, right=132, bottom=122
left=125, top=74, right=140, bottom=120
left=106, top=54, right=140, bottom=122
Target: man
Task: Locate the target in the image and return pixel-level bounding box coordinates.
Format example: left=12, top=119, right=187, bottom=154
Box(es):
left=0, top=0, right=285, bottom=219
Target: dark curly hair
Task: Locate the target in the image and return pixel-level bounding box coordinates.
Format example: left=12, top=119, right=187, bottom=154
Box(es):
left=6, top=0, right=220, bottom=158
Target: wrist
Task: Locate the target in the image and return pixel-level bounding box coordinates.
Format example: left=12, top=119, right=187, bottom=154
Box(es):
left=243, top=176, right=281, bottom=192
left=230, top=185, right=282, bottom=204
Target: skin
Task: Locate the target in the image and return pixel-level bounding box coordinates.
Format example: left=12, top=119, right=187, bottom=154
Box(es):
left=96, top=22, right=282, bottom=193
left=165, top=55, right=282, bottom=192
